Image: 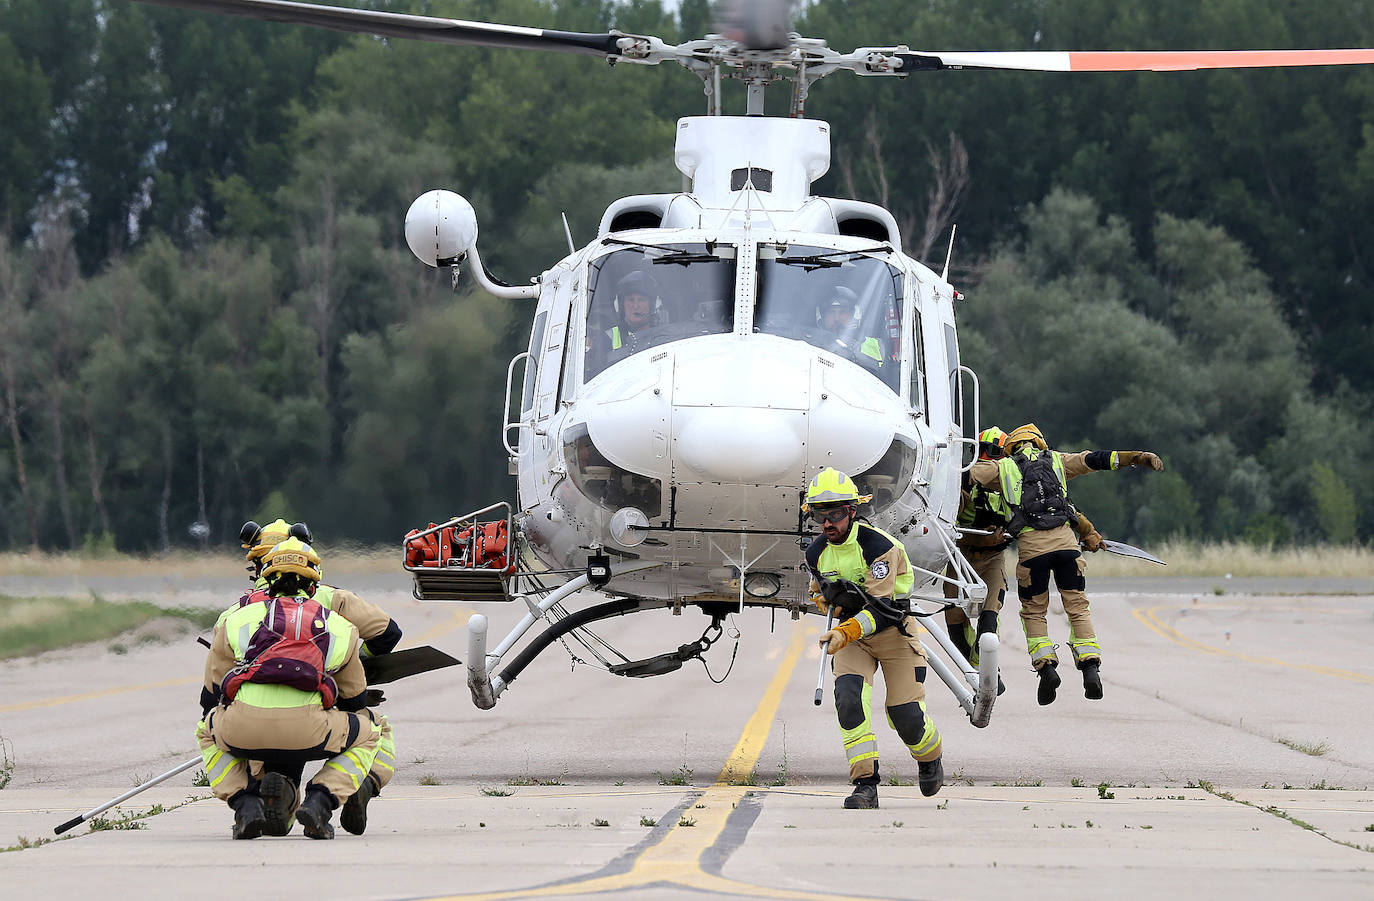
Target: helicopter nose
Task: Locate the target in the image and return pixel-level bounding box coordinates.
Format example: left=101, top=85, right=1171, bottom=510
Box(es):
left=674, top=406, right=806, bottom=482
left=669, top=341, right=810, bottom=483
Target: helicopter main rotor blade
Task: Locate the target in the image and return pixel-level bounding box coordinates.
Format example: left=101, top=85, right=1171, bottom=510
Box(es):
left=895, top=48, right=1374, bottom=73
left=131, top=0, right=623, bottom=57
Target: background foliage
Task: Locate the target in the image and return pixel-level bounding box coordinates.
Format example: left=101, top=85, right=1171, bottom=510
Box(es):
left=0, top=0, right=1370, bottom=550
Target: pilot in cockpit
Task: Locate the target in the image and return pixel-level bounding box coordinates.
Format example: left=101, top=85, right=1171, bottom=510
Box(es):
left=587, top=270, right=662, bottom=377
left=821, top=286, right=883, bottom=365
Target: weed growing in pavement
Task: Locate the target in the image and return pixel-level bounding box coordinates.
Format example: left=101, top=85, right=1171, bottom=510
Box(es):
left=1279, top=738, right=1332, bottom=757
left=0, top=737, right=14, bottom=790
left=640, top=816, right=657, bottom=827
left=730, top=770, right=760, bottom=786
left=1196, top=780, right=1374, bottom=854
left=936, top=800, right=949, bottom=810
left=656, top=763, right=694, bottom=786
left=678, top=817, right=696, bottom=827
left=694, top=803, right=706, bottom=808
left=480, top=787, right=513, bottom=797
left=1071, top=777, right=1084, bottom=787
left=1097, top=783, right=1116, bottom=800
left=993, top=778, right=1043, bottom=787
left=419, top=774, right=441, bottom=785
left=1085, top=820, right=1094, bottom=828
left=1307, top=780, right=1346, bottom=790
left=886, top=773, right=913, bottom=786
left=891, top=820, right=904, bottom=827
left=191, top=769, right=210, bottom=787
left=592, top=818, right=610, bottom=827
left=1364, top=824, right=1374, bottom=832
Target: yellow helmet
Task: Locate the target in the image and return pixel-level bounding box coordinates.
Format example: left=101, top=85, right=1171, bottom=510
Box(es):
left=978, top=426, right=1008, bottom=460
left=244, top=518, right=292, bottom=562
left=261, top=537, right=322, bottom=584
left=1005, top=423, right=1048, bottom=452
left=802, top=467, right=873, bottom=512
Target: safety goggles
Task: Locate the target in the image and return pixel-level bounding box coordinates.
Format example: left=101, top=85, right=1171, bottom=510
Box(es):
left=808, top=507, right=851, bottom=525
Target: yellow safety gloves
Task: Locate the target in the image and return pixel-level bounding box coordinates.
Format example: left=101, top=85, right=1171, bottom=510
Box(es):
left=1114, top=451, right=1164, bottom=471
left=819, top=618, right=864, bottom=654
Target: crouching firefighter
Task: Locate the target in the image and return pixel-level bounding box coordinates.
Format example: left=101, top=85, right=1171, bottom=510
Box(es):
left=969, top=423, right=1164, bottom=705
left=197, top=538, right=382, bottom=840
left=804, top=467, right=944, bottom=809
left=236, top=519, right=400, bottom=834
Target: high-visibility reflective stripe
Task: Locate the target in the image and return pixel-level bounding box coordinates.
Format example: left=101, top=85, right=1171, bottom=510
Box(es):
left=901, top=700, right=942, bottom=761
left=1068, top=636, right=1102, bottom=662
left=1027, top=636, right=1058, bottom=664
left=840, top=682, right=877, bottom=766
left=1110, top=451, right=1121, bottom=470
left=855, top=610, right=878, bottom=638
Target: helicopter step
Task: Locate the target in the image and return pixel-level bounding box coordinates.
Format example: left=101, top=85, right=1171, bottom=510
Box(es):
left=403, top=502, right=518, bottom=602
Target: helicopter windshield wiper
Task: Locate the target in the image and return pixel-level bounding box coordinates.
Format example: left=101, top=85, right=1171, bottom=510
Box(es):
left=774, top=245, right=892, bottom=269
left=602, top=237, right=722, bottom=265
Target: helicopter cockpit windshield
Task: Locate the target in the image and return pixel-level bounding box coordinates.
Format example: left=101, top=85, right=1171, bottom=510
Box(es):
left=584, top=241, right=738, bottom=381
left=754, top=243, right=903, bottom=393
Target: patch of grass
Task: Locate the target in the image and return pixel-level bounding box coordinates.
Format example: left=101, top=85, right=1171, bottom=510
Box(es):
left=191, top=769, right=210, bottom=787
left=506, top=775, right=536, bottom=786
left=886, top=773, right=913, bottom=786
left=614, top=780, right=625, bottom=786
left=936, top=800, right=948, bottom=810
left=592, top=818, right=609, bottom=827
left=1279, top=738, right=1332, bottom=757
left=1071, top=777, right=1084, bottom=787
left=655, top=764, right=694, bottom=786
left=0, top=593, right=220, bottom=659
left=892, top=820, right=904, bottom=827
left=0, top=737, right=14, bottom=790
left=480, top=787, right=513, bottom=797
left=1308, top=780, right=1346, bottom=790
left=418, top=773, right=441, bottom=786
left=1363, top=824, right=1374, bottom=832
left=729, top=770, right=759, bottom=786
left=993, top=778, right=1043, bottom=787
left=640, top=816, right=657, bottom=827
left=1197, top=780, right=1374, bottom=855
left=1082, top=540, right=1374, bottom=579
left=1097, top=783, right=1115, bottom=800
left=677, top=817, right=696, bottom=827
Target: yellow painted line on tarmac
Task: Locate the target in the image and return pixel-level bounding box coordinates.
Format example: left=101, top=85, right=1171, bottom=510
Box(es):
left=413, top=604, right=475, bottom=644
left=422, top=623, right=897, bottom=901
left=1133, top=604, right=1374, bottom=685
left=0, top=676, right=199, bottom=713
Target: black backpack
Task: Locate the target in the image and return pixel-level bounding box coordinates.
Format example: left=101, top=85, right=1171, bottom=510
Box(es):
left=1007, top=451, right=1071, bottom=533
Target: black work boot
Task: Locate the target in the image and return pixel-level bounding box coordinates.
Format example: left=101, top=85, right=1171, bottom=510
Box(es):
left=948, top=626, right=972, bottom=664
left=296, top=787, right=336, bottom=840
left=843, top=777, right=880, bottom=809
left=1080, top=660, right=1103, bottom=700
left=259, top=772, right=298, bottom=837
left=918, top=756, right=944, bottom=797
left=230, top=791, right=266, bottom=840
left=340, top=772, right=380, bottom=836
left=1036, top=661, right=1061, bottom=706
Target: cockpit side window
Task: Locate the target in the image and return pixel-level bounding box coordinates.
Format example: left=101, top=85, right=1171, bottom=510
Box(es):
left=754, top=243, right=903, bottom=393
left=583, top=243, right=737, bottom=382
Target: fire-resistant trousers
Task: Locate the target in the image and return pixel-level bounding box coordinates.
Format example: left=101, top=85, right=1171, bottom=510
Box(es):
left=1015, top=548, right=1102, bottom=669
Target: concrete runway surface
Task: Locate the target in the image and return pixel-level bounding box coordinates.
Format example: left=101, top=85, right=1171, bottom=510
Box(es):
left=1, top=571, right=1371, bottom=900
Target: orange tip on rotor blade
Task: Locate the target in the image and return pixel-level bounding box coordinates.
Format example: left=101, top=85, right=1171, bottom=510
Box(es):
left=1068, top=49, right=1374, bottom=72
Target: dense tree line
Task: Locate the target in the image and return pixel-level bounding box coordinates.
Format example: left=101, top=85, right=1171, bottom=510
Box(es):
left=0, top=0, right=1369, bottom=551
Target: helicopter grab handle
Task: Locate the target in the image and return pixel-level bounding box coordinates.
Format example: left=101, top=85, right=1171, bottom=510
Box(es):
left=502, top=352, right=532, bottom=457
left=957, top=364, right=981, bottom=472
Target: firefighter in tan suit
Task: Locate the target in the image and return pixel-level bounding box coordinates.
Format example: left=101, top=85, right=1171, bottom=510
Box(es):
left=968, top=424, right=1163, bottom=705
left=228, top=519, right=401, bottom=835
left=198, top=538, right=381, bottom=840
left=804, top=468, right=944, bottom=810
left=943, top=427, right=1012, bottom=679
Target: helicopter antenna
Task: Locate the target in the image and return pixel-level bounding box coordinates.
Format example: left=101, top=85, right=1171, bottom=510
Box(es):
left=561, top=212, right=576, bottom=254
left=941, top=223, right=957, bottom=282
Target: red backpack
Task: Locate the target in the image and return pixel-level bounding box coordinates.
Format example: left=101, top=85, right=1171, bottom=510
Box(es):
left=222, top=597, right=339, bottom=707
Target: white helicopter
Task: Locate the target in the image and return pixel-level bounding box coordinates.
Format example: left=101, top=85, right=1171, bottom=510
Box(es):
left=138, top=0, right=1374, bottom=728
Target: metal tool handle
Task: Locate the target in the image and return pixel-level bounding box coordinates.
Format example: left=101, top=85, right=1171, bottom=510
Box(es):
left=813, top=608, right=834, bottom=705
left=55, top=756, right=202, bottom=835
